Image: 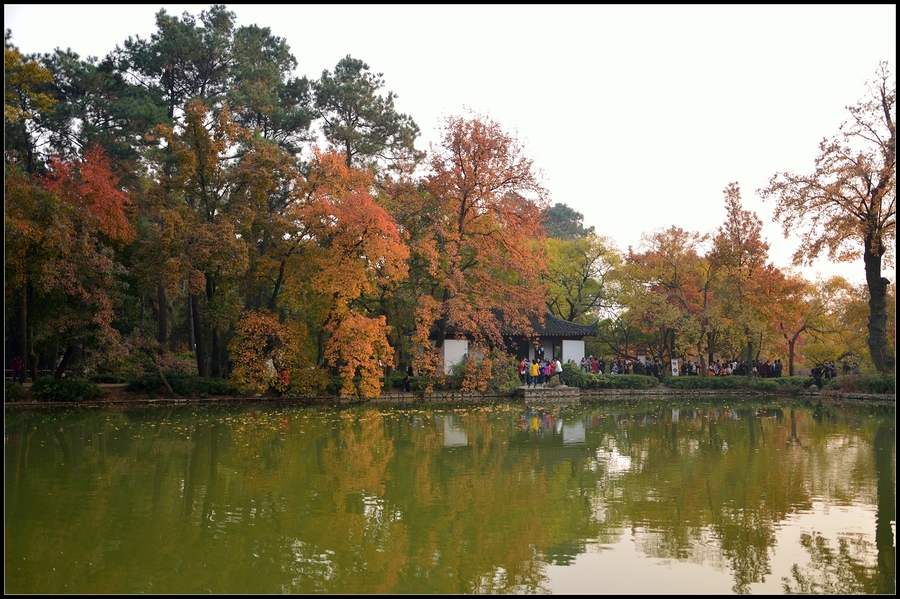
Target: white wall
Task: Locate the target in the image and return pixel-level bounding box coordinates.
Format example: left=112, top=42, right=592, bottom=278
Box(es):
left=437, top=338, right=587, bottom=372
left=442, top=339, right=469, bottom=374
left=561, top=339, right=585, bottom=365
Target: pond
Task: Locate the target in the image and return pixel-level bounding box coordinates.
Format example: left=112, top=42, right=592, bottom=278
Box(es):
left=4, top=397, right=895, bottom=594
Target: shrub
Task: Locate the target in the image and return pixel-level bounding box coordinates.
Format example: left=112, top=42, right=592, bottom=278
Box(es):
left=826, top=373, right=896, bottom=394
left=485, top=353, right=522, bottom=393
left=775, top=376, right=815, bottom=391
left=661, top=376, right=710, bottom=390
left=125, top=374, right=237, bottom=398
left=746, top=378, right=782, bottom=392
left=860, top=374, right=895, bottom=394
left=411, top=374, right=463, bottom=392
left=32, top=377, right=103, bottom=402
left=562, top=363, right=590, bottom=388
left=663, top=375, right=814, bottom=392
left=608, top=374, right=658, bottom=389
left=326, top=376, right=345, bottom=395
left=88, top=374, right=127, bottom=384
left=5, top=381, right=25, bottom=402
left=580, top=374, right=659, bottom=390
left=287, top=367, right=330, bottom=396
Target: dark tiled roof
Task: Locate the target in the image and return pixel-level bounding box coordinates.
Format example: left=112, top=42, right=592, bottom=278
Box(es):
left=432, top=311, right=597, bottom=339
left=514, top=312, right=598, bottom=337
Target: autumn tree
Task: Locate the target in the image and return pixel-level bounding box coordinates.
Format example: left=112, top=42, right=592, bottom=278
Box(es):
left=228, top=136, right=305, bottom=312
left=412, top=113, right=549, bottom=389
left=621, top=226, right=714, bottom=366
left=228, top=309, right=315, bottom=394
left=288, top=149, right=410, bottom=396
left=713, top=183, right=774, bottom=367
left=152, top=100, right=251, bottom=377
left=773, top=275, right=857, bottom=375
left=116, top=5, right=238, bottom=351
left=544, top=233, right=619, bottom=324
left=759, top=62, right=895, bottom=373
left=5, top=145, right=136, bottom=379
left=324, top=313, right=395, bottom=398
left=803, top=281, right=890, bottom=373
left=4, top=34, right=59, bottom=377
left=4, top=32, right=56, bottom=174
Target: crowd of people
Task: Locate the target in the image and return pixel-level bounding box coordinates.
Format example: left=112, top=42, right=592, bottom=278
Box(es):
left=682, top=359, right=786, bottom=377
left=578, top=356, right=664, bottom=377
left=574, top=355, right=838, bottom=379
left=517, top=357, right=565, bottom=387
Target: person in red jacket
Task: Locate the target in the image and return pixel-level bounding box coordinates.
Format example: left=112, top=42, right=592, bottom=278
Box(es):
left=12, top=355, right=24, bottom=384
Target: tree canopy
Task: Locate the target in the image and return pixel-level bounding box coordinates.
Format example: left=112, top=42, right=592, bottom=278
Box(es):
left=759, top=62, right=895, bottom=373
left=3, top=10, right=893, bottom=391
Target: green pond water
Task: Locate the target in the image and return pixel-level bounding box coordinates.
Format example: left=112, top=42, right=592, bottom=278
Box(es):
left=4, top=397, right=895, bottom=594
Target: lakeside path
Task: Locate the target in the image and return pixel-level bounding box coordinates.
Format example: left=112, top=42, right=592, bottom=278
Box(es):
left=5, top=383, right=895, bottom=409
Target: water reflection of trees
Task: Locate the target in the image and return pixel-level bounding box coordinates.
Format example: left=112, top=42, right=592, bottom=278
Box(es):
left=3, top=400, right=894, bottom=594
left=581, top=401, right=893, bottom=595
left=783, top=531, right=878, bottom=593
left=782, top=419, right=896, bottom=595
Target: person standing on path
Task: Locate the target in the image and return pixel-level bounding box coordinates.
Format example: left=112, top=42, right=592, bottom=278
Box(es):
left=12, top=355, right=24, bottom=384
left=529, top=359, right=539, bottom=388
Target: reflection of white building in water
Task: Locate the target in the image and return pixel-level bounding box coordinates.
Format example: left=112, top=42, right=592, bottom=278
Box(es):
left=438, top=415, right=468, bottom=447
left=593, top=440, right=633, bottom=476
left=562, top=419, right=585, bottom=445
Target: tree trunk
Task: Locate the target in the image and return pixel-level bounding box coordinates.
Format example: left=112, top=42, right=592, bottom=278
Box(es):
left=317, top=328, right=327, bottom=366
left=27, top=328, right=38, bottom=382
left=206, top=277, right=221, bottom=378
left=54, top=345, right=74, bottom=379
left=19, top=286, right=28, bottom=379
left=267, top=256, right=288, bottom=311
left=157, top=283, right=168, bottom=351
left=188, top=293, right=195, bottom=353
left=73, top=302, right=87, bottom=367
left=787, top=337, right=796, bottom=376
left=863, top=234, right=894, bottom=373
left=142, top=348, right=175, bottom=397
left=211, top=328, right=221, bottom=378
left=191, top=293, right=208, bottom=377
left=744, top=339, right=753, bottom=376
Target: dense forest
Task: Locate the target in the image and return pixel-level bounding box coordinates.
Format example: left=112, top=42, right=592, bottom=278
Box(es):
left=4, top=6, right=895, bottom=395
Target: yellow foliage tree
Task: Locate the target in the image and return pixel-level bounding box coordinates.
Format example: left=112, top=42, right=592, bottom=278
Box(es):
left=324, top=313, right=394, bottom=398
left=228, top=309, right=316, bottom=394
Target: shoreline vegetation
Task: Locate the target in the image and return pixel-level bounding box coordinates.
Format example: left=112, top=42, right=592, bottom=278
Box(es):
left=6, top=370, right=895, bottom=408
left=5, top=10, right=895, bottom=407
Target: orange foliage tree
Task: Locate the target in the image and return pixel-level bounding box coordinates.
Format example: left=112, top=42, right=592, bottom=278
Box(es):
left=412, top=113, right=549, bottom=390
left=712, top=183, right=775, bottom=365
left=5, top=145, right=136, bottom=378
left=290, top=148, right=409, bottom=396
left=621, top=226, right=718, bottom=367
left=759, top=62, right=895, bottom=373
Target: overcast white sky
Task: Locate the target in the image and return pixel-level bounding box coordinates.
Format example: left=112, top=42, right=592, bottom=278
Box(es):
left=5, top=4, right=896, bottom=285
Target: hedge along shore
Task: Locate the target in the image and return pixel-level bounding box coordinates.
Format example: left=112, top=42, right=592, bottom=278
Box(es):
left=4, top=383, right=895, bottom=409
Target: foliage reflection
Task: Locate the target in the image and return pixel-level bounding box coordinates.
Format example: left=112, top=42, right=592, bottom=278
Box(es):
left=4, top=399, right=894, bottom=594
